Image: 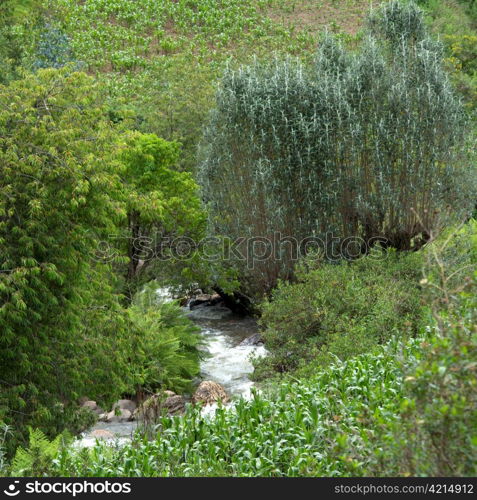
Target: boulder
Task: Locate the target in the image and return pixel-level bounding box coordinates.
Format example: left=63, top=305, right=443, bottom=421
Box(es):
left=209, top=293, right=223, bottom=306
left=162, top=395, right=186, bottom=415
left=105, top=411, right=115, bottom=423
left=120, top=409, right=132, bottom=422
left=239, top=333, right=263, bottom=346
left=189, top=293, right=223, bottom=310
left=90, top=429, right=115, bottom=440
left=105, top=408, right=131, bottom=423
left=81, top=400, right=97, bottom=411
left=192, top=381, right=228, bottom=406
left=133, top=393, right=186, bottom=421
left=113, top=399, right=136, bottom=413
left=81, top=400, right=104, bottom=415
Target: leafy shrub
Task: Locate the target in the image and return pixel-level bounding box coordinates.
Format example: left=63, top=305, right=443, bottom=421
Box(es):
left=253, top=250, right=425, bottom=379
left=444, top=34, right=477, bottom=110
left=199, top=1, right=474, bottom=298
left=0, top=68, right=132, bottom=454
left=365, top=220, right=477, bottom=476
left=33, top=24, right=74, bottom=70
left=10, top=428, right=69, bottom=477
left=125, top=284, right=204, bottom=396
left=382, top=305, right=477, bottom=475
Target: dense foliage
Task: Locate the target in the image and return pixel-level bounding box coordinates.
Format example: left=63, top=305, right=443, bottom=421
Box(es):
left=421, top=0, right=477, bottom=111
left=199, top=1, right=474, bottom=297
left=0, top=0, right=40, bottom=83
left=126, top=285, right=204, bottom=395
left=0, top=68, right=205, bottom=454
left=0, top=68, right=130, bottom=452
left=7, top=221, right=474, bottom=478
left=118, top=132, right=206, bottom=300
left=0, top=0, right=476, bottom=479
left=253, top=250, right=425, bottom=379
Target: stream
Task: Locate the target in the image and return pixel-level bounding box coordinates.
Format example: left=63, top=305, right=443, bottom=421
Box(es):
left=77, top=295, right=266, bottom=446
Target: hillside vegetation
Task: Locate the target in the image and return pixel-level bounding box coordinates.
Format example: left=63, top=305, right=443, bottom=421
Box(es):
left=0, top=0, right=476, bottom=478
left=8, top=0, right=370, bottom=170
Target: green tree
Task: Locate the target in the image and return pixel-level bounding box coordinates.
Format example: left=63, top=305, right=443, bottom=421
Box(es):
left=119, top=132, right=206, bottom=301
left=0, top=67, right=129, bottom=452
left=199, top=1, right=474, bottom=298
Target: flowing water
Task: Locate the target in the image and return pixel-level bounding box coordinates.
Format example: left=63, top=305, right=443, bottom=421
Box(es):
left=77, top=294, right=265, bottom=446
left=189, top=303, right=266, bottom=399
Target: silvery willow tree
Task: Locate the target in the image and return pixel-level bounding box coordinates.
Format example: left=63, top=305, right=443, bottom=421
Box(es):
left=199, top=1, right=475, bottom=298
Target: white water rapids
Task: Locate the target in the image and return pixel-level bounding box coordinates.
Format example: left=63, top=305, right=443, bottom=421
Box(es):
left=76, top=290, right=266, bottom=446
